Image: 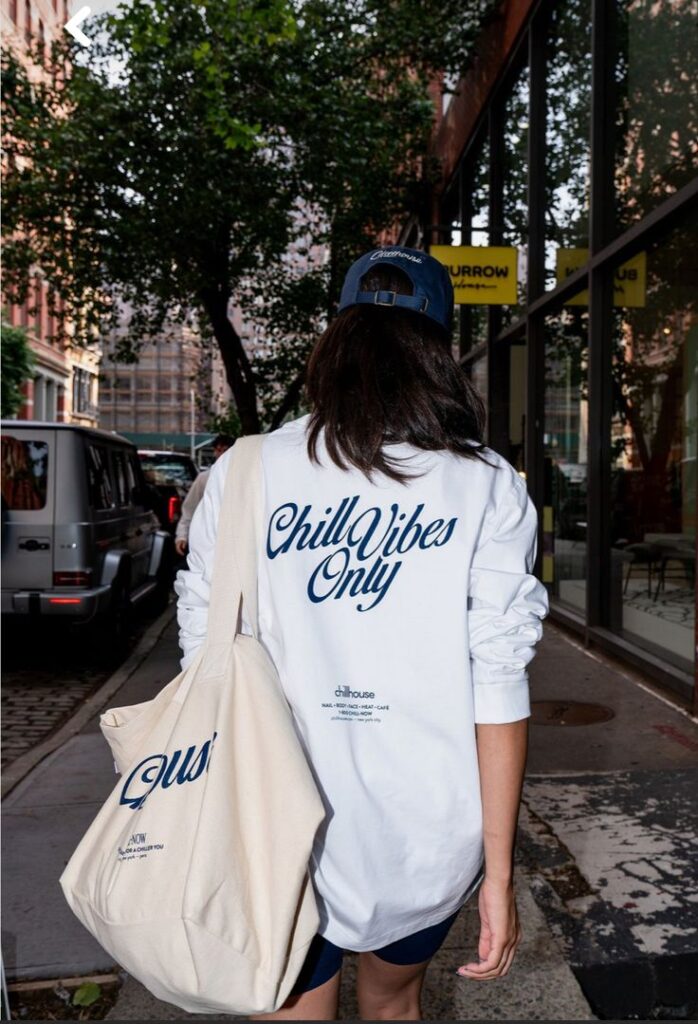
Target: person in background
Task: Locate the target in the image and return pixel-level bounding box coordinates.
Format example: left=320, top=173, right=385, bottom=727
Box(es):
left=174, top=435, right=235, bottom=557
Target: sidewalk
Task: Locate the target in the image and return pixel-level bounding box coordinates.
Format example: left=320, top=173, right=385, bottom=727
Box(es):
left=522, top=627, right=698, bottom=1020
left=3, top=614, right=696, bottom=1019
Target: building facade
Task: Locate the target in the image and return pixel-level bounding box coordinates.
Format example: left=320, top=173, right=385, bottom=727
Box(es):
left=403, top=0, right=697, bottom=705
left=1, top=0, right=101, bottom=427
left=98, top=312, right=231, bottom=453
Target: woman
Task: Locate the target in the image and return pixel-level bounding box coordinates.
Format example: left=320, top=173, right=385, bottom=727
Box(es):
left=175, top=245, right=549, bottom=1021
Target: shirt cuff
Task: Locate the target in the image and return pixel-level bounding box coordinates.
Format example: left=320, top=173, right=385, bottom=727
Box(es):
left=472, top=676, right=531, bottom=724
left=180, top=649, right=199, bottom=672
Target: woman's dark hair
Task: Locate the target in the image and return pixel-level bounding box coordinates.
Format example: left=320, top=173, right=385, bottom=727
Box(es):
left=305, top=264, right=494, bottom=484
left=212, top=434, right=235, bottom=449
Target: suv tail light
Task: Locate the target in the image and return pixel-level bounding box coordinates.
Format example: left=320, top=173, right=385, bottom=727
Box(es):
left=168, top=495, right=181, bottom=523
left=53, top=571, right=92, bottom=587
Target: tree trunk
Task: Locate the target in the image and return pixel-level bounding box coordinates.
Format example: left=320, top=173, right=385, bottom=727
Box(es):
left=646, top=351, right=682, bottom=476
left=200, top=288, right=260, bottom=435
left=612, top=343, right=683, bottom=474
left=612, top=375, right=651, bottom=469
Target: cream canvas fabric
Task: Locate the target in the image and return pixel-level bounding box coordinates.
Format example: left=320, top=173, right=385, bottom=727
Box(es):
left=59, top=435, right=326, bottom=1015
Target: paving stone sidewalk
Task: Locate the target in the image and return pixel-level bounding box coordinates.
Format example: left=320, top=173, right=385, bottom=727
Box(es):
left=522, top=628, right=698, bottom=1020
left=1, top=674, right=99, bottom=767
left=1, top=612, right=161, bottom=769
left=106, top=870, right=594, bottom=1021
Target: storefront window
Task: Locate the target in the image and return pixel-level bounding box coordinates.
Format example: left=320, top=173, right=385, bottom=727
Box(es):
left=470, top=355, right=488, bottom=438
left=501, top=65, right=529, bottom=323
left=444, top=199, right=464, bottom=360
left=413, top=0, right=697, bottom=694
left=543, top=307, right=589, bottom=613
left=546, top=0, right=591, bottom=291
left=615, top=0, right=698, bottom=230
left=467, top=308, right=489, bottom=355
left=509, top=340, right=527, bottom=470
left=609, top=215, right=697, bottom=672
left=470, top=134, right=489, bottom=246
left=464, top=134, right=490, bottom=351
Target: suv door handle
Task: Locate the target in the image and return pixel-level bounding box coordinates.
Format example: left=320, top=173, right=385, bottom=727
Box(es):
left=19, top=539, right=50, bottom=551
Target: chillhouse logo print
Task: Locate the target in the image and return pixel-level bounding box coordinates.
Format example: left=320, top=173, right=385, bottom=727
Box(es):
left=335, top=685, right=375, bottom=699
left=266, top=496, right=457, bottom=611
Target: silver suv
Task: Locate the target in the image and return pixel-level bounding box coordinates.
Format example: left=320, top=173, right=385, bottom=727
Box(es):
left=1, top=421, right=172, bottom=629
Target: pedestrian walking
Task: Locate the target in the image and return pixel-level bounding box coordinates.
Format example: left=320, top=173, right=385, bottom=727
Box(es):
left=174, top=246, right=549, bottom=1021
left=174, top=434, right=235, bottom=556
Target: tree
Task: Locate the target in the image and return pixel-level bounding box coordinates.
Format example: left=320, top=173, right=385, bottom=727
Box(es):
left=2, top=0, right=494, bottom=432
left=207, top=403, right=242, bottom=441
left=1, top=314, right=35, bottom=417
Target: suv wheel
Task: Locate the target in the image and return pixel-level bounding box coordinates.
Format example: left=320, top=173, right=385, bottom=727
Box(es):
left=90, top=576, right=132, bottom=663
left=110, top=578, right=132, bottom=645
left=148, top=536, right=175, bottom=615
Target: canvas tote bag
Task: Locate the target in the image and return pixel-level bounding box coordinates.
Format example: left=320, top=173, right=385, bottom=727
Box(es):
left=59, top=434, right=326, bottom=1015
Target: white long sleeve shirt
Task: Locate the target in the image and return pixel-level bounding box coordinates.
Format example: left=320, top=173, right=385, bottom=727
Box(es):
left=175, top=468, right=210, bottom=543
left=174, top=413, right=549, bottom=951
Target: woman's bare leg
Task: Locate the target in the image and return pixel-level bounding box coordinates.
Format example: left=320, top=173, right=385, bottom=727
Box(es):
left=249, top=968, right=342, bottom=1021
left=356, top=952, right=430, bottom=1021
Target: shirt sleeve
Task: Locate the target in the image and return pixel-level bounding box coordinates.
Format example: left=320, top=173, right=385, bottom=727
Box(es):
left=468, top=461, right=549, bottom=724
left=175, top=470, right=208, bottom=542
left=173, top=450, right=254, bottom=670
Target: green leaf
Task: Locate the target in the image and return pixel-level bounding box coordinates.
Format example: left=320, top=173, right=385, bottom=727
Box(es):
left=0, top=313, right=35, bottom=418
left=72, top=982, right=102, bottom=1007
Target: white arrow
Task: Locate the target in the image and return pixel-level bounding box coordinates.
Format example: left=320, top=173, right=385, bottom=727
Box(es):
left=64, top=5, right=92, bottom=47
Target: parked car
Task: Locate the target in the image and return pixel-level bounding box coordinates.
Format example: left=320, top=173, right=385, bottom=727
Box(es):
left=1, top=422, right=173, bottom=635
left=139, top=471, right=187, bottom=537
left=137, top=450, right=199, bottom=536
left=137, top=450, right=198, bottom=491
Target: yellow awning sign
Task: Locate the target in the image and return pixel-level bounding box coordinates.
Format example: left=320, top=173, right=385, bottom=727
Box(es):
left=556, top=249, right=647, bottom=308
left=431, top=245, right=519, bottom=305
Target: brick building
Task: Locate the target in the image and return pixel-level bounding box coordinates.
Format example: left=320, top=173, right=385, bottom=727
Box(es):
left=1, top=0, right=101, bottom=426
left=98, top=307, right=231, bottom=452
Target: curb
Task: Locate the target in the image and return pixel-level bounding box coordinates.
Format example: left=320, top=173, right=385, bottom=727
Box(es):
left=1, top=605, right=176, bottom=800
left=7, top=972, right=121, bottom=993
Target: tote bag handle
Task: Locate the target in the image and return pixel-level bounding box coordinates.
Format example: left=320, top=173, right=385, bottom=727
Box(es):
left=206, top=434, right=265, bottom=647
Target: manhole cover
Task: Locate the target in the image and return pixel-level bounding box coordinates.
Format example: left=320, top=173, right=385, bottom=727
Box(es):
left=531, top=700, right=615, bottom=726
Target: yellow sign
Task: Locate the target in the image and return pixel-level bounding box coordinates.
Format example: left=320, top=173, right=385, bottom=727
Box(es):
left=431, top=245, right=519, bottom=305
left=556, top=249, right=647, bottom=308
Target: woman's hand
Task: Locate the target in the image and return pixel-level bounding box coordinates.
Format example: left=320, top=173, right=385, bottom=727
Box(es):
left=456, top=877, right=522, bottom=980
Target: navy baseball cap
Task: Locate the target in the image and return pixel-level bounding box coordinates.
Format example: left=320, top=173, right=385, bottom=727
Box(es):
left=337, top=246, right=454, bottom=333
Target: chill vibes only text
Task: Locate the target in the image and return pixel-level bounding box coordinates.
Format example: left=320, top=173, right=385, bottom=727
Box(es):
left=266, top=496, right=458, bottom=611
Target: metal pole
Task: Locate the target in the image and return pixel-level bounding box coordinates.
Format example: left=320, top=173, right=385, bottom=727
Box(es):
left=525, top=4, right=548, bottom=578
